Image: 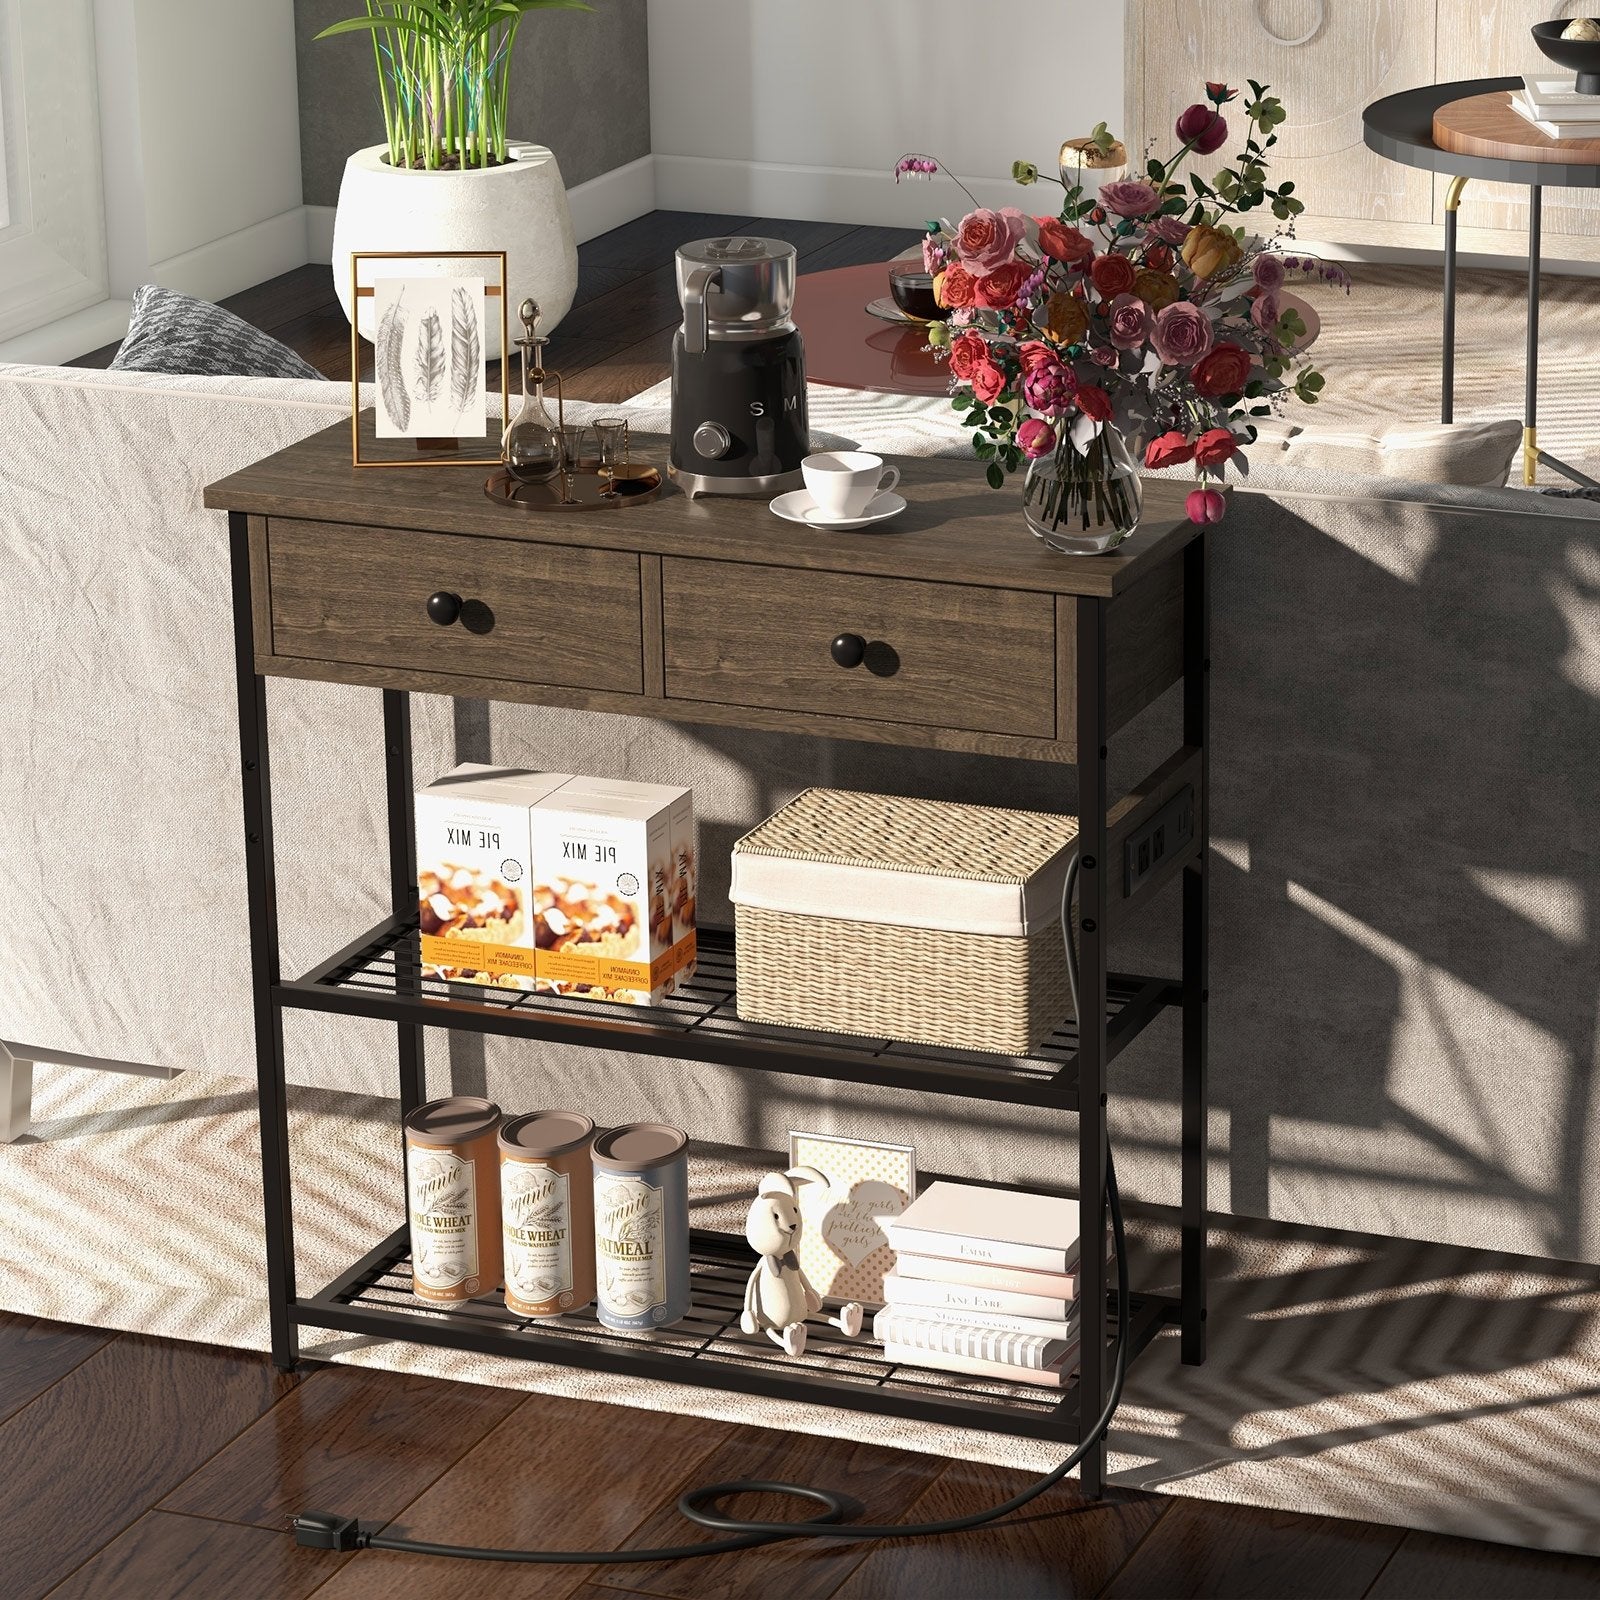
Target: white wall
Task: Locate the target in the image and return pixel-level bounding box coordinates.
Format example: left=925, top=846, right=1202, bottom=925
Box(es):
left=646, top=0, right=1126, bottom=223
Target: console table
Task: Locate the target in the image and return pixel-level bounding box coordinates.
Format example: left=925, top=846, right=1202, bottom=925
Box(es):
left=205, top=421, right=1210, bottom=1497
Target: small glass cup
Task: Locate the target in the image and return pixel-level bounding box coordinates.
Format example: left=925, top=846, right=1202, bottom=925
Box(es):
left=592, top=417, right=628, bottom=496
left=557, top=423, right=590, bottom=503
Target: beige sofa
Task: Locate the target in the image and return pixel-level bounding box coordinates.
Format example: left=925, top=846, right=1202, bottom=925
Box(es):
left=3, top=361, right=1597, bottom=1266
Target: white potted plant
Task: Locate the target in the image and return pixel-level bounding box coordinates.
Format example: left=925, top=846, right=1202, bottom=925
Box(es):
left=318, top=0, right=588, bottom=351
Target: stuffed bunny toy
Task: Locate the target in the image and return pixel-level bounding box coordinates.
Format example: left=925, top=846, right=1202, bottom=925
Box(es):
left=740, top=1166, right=865, bottom=1356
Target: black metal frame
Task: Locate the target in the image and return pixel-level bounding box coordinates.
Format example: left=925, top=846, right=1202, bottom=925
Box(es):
left=227, top=510, right=1210, bottom=1489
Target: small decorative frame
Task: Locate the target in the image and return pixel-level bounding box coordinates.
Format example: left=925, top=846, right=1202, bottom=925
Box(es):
left=349, top=249, right=510, bottom=469
left=788, top=1131, right=917, bottom=1307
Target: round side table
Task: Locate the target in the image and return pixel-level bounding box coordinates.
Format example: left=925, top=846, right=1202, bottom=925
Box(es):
left=1364, top=76, right=1600, bottom=487
left=792, top=261, right=949, bottom=398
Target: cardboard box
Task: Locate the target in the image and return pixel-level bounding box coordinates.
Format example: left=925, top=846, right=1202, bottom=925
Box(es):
left=415, top=765, right=570, bottom=989
left=531, top=779, right=695, bottom=1005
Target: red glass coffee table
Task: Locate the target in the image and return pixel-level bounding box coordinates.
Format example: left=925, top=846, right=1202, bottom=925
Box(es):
left=793, top=261, right=951, bottom=398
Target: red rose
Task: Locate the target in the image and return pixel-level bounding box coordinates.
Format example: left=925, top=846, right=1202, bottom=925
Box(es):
left=1145, top=243, right=1176, bottom=273
left=1191, top=342, right=1252, bottom=397
left=975, top=260, right=1033, bottom=309
left=1143, top=430, right=1196, bottom=470
left=1186, top=486, right=1227, bottom=524
left=1017, top=338, right=1058, bottom=375
left=1192, top=426, right=1239, bottom=468
left=969, top=360, right=1006, bottom=403
left=1075, top=383, right=1114, bottom=422
left=1176, top=103, right=1229, bottom=156
left=936, top=262, right=978, bottom=309
left=948, top=330, right=989, bottom=381
left=1089, top=253, right=1137, bottom=300
left=1036, top=216, right=1094, bottom=265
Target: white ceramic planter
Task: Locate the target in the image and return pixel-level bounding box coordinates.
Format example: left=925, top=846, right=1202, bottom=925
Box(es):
left=332, top=141, right=578, bottom=358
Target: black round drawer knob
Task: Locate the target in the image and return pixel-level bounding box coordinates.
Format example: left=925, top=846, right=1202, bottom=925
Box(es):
left=830, top=633, right=866, bottom=669
left=426, top=591, right=463, bottom=627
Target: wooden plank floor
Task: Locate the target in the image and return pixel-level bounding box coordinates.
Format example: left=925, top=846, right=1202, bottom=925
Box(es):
left=53, top=209, right=1600, bottom=1595
left=6, top=1309, right=1599, bottom=1600
left=69, top=210, right=927, bottom=404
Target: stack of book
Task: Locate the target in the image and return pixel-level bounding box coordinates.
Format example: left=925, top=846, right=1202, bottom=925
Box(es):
left=872, top=1180, right=1102, bottom=1388
left=1511, top=76, right=1600, bottom=141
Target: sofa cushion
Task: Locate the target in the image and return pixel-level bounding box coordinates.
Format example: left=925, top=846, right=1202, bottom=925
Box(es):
left=110, top=284, right=326, bottom=381
left=1248, top=417, right=1522, bottom=487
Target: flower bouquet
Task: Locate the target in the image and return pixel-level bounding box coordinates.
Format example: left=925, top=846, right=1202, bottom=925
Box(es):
left=897, top=82, right=1350, bottom=550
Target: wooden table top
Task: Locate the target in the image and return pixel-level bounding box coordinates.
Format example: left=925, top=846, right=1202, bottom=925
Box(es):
left=205, top=417, right=1195, bottom=600
left=793, top=262, right=950, bottom=398
left=1433, top=89, right=1600, bottom=165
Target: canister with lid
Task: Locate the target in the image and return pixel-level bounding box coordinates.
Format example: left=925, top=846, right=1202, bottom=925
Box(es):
left=403, top=1096, right=503, bottom=1304
left=499, top=1110, right=596, bottom=1317
left=591, top=1122, right=691, bottom=1329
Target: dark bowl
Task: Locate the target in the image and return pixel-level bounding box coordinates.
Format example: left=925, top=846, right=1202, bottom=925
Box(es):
left=1532, top=20, right=1600, bottom=94
left=887, top=260, right=949, bottom=321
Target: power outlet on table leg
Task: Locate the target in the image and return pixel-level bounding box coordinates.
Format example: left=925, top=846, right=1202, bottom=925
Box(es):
left=1124, top=785, right=1195, bottom=898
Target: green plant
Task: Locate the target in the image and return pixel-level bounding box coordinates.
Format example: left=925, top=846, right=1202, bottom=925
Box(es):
left=316, top=1, right=593, bottom=172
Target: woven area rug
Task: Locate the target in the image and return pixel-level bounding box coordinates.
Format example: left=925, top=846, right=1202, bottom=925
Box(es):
left=4, top=1063, right=1599, bottom=1556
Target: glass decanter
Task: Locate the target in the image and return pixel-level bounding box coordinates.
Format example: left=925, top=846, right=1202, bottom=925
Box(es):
left=502, top=297, right=562, bottom=484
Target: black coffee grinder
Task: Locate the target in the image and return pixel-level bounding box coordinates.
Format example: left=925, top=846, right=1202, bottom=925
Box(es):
left=669, top=236, right=808, bottom=496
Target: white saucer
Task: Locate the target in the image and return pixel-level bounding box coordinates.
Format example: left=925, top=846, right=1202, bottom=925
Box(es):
left=769, top=488, right=907, bottom=531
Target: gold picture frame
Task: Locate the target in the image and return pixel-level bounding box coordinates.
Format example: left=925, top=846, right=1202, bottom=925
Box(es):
left=349, top=249, right=511, bottom=468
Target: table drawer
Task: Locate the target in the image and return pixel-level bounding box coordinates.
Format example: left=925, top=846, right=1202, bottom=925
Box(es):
left=267, top=519, right=644, bottom=694
left=661, top=558, right=1056, bottom=737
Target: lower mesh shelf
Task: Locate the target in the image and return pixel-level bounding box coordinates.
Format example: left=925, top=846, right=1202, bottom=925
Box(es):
left=298, top=1227, right=1175, bottom=1441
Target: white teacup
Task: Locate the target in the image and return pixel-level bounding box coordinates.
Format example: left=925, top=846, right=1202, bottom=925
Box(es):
left=801, top=451, right=900, bottom=520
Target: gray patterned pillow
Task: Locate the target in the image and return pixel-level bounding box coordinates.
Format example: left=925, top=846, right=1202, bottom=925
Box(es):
left=110, top=284, right=326, bottom=381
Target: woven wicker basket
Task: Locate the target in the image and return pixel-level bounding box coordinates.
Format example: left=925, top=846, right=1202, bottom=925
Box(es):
left=730, top=789, right=1080, bottom=1057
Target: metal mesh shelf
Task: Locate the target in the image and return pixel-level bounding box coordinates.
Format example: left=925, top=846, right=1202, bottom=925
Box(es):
left=298, top=1225, right=1175, bottom=1443
left=279, top=919, right=1176, bottom=1108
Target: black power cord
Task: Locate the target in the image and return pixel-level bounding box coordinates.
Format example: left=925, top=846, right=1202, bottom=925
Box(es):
left=295, top=850, right=1131, bottom=1564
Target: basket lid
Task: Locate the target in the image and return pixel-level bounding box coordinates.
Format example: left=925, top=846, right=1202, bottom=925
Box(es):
left=729, top=789, right=1079, bottom=937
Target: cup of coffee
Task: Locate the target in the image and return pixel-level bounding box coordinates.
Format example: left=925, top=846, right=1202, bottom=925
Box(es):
left=802, top=451, right=901, bottom=520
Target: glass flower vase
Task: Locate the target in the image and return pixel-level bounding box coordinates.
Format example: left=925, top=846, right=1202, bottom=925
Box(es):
left=1022, top=425, right=1143, bottom=555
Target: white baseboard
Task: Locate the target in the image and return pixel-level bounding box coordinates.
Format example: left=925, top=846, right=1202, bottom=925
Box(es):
left=566, top=153, right=657, bottom=243
left=652, top=154, right=1024, bottom=228
left=147, top=206, right=314, bottom=305
left=304, top=153, right=659, bottom=264
left=0, top=298, right=133, bottom=365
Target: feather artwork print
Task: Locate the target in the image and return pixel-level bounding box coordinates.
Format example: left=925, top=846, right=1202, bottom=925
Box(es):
left=449, top=285, right=481, bottom=419
left=413, top=308, right=446, bottom=405
left=376, top=290, right=410, bottom=433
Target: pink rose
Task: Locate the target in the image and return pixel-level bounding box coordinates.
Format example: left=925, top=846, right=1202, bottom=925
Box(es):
left=1022, top=355, right=1076, bottom=417
left=1106, top=292, right=1153, bottom=351
left=1017, top=417, right=1058, bottom=458
left=1150, top=300, right=1215, bottom=366
left=1148, top=216, right=1191, bottom=246
left=1075, top=383, right=1114, bottom=422
left=948, top=330, right=989, bottom=381
left=1098, top=179, right=1161, bottom=218
left=969, top=360, right=1006, bottom=404
left=1250, top=288, right=1282, bottom=340
left=1192, top=426, right=1240, bottom=469
left=1089, top=344, right=1118, bottom=367
left=1186, top=486, right=1228, bottom=524
left=955, top=206, right=1026, bottom=273
left=1253, top=253, right=1286, bottom=292
left=1144, top=431, right=1196, bottom=470
left=1176, top=103, right=1229, bottom=156
left=974, top=260, right=1033, bottom=309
